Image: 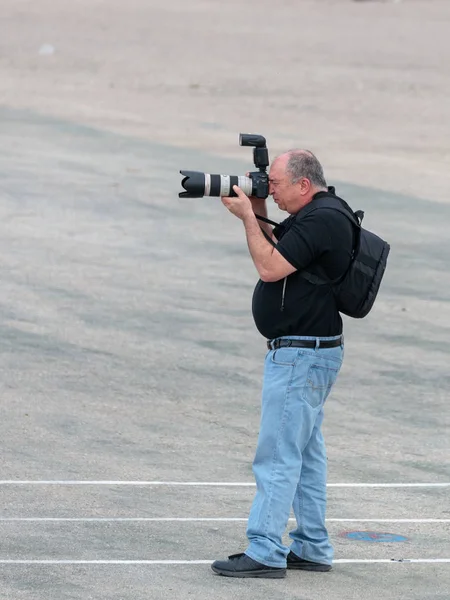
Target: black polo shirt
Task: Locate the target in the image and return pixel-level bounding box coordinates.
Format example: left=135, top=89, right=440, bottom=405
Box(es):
left=252, top=190, right=354, bottom=340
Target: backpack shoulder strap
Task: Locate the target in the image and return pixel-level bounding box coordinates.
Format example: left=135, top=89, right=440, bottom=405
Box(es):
left=300, top=195, right=363, bottom=229
left=299, top=194, right=362, bottom=286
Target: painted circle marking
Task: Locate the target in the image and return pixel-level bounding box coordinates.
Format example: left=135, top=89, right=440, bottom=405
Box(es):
left=341, top=531, right=409, bottom=542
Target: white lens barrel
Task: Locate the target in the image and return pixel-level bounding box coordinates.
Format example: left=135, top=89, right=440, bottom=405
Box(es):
left=204, top=174, right=212, bottom=196
left=236, top=176, right=253, bottom=196
left=204, top=174, right=254, bottom=197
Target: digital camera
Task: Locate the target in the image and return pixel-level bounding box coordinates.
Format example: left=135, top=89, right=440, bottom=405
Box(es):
left=179, top=134, right=269, bottom=199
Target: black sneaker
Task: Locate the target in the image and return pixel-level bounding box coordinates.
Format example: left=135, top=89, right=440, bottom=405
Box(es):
left=211, top=553, right=286, bottom=578
left=287, top=551, right=332, bottom=572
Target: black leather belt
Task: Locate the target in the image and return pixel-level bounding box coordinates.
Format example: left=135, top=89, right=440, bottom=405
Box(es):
left=267, top=336, right=343, bottom=351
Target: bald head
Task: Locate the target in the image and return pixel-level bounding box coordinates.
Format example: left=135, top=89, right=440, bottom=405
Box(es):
left=268, top=149, right=328, bottom=214
left=277, top=149, right=327, bottom=188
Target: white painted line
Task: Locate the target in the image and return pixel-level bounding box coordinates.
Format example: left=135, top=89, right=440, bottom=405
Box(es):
left=335, top=559, right=450, bottom=564
left=328, top=519, right=450, bottom=523
left=329, top=483, right=450, bottom=488
left=0, top=518, right=448, bottom=523
left=0, top=559, right=448, bottom=565
left=0, top=481, right=449, bottom=488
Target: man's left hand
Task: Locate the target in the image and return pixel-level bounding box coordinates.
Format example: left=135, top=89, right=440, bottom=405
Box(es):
left=221, top=185, right=253, bottom=220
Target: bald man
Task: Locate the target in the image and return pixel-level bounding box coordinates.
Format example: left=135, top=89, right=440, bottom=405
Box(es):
left=212, top=150, right=354, bottom=578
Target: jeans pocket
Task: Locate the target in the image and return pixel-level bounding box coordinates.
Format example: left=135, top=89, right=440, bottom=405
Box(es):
left=270, top=348, right=298, bottom=366
left=302, top=364, right=340, bottom=408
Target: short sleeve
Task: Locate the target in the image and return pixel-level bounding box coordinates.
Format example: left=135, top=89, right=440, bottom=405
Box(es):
left=275, top=212, right=332, bottom=271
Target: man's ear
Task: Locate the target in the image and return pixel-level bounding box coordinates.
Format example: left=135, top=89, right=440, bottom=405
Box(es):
left=299, top=177, right=311, bottom=195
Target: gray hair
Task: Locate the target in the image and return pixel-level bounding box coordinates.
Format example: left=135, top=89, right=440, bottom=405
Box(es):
left=286, top=150, right=327, bottom=187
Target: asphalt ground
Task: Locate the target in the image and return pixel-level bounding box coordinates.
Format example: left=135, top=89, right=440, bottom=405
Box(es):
left=0, top=107, right=449, bottom=599
left=1, top=1, right=450, bottom=598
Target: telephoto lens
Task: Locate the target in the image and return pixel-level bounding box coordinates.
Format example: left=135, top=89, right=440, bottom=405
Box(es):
left=179, top=171, right=253, bottom=198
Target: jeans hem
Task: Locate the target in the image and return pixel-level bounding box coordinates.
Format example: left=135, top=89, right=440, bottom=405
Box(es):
left=289, top=543, right=333, bottom=566
left=245, top=549, right=286, bottom=569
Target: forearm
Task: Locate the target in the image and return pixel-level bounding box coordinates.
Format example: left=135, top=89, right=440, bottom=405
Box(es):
left=242, top=210, right=274, bottom=281
left=222, top=185, right=294, bottom=283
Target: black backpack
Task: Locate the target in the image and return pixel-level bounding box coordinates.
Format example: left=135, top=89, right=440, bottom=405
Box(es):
left=257, top=192, right=390, bottom=319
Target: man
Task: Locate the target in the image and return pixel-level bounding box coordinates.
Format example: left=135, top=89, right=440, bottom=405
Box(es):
left=211, top=150, right=354, bottom=578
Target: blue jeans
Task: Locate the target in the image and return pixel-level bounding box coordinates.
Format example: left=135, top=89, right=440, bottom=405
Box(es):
left=245, top=335, right=344, bottom=568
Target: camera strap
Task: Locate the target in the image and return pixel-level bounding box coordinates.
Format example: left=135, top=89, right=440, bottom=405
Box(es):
left=255, top=213, right=283, bottom=248
left=255, top=214, right=279, bottom=227
left=254, top=214, right=280, bottom=250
